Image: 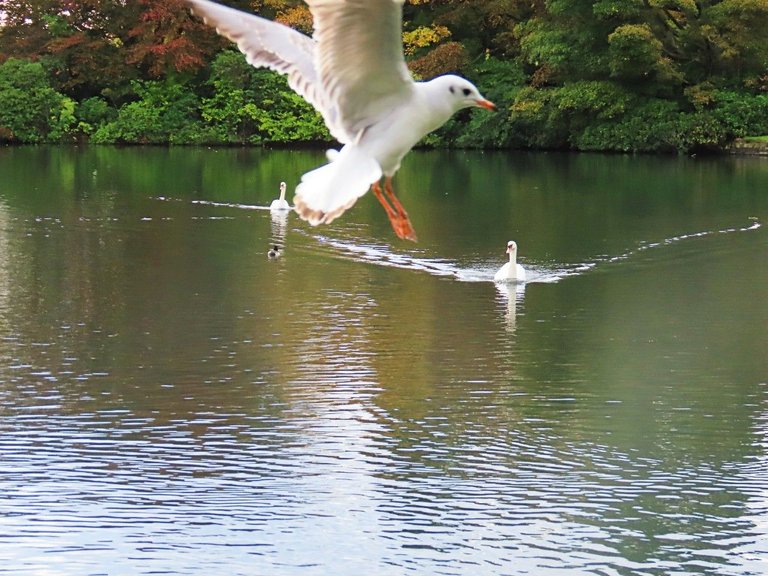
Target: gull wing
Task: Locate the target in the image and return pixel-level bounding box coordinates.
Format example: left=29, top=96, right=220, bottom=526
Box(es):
left=186, top=0, right=347, bottom=142
left=307, top=0, right=415, bottom=141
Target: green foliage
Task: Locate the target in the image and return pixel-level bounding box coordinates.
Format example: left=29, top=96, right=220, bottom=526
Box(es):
left=89, top=51, right=331, bottom=146
left=709, top=91, right=768, bottom=137
left=76, top=97, right=117, bottom=135
left=703, top=0, right=768, bottom=83
left=48, top=97, right=78, bottom=142
left=607, top=24, right=682, bottom=87
left=1, top=0, right=767, bottom=152
left=574, top=100, right=701, bottom=153
left=200, top=50, right=330, bottom=144
left=515, top=88, right=768, bottom=153
left=91, top=79, right=204, bottom=144
left=244, top=87, right=330, bottom=144
left=592, top=0, right=644, bottom=20
left=198, top=51, right=258, bottom=143
left=507, top=81, right=632, bottom=149
left=0, top=58, right=75, bottom=143
left=517, top=21, right=572, bottom=73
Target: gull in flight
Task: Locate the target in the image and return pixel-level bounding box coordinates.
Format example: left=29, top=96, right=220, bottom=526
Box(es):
left=186, top=0, right=496, bottom=241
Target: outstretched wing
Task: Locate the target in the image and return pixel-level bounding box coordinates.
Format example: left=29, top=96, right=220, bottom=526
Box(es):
left=186, top=0, right=345, bottom=142
left=307, top=0, right=415, bottom=141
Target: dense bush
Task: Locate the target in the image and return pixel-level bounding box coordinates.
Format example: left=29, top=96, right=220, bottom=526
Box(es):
left=0, top=59, right=77, bottom=143
left=90, top=51, right=331, bottom=146
left=91, top=79, right=204, bottom=144
left=76, top=97, right=117, bottom=136
left=580, top=91, right=768, bottom=153
left=200, top=51, right=330, bottom=145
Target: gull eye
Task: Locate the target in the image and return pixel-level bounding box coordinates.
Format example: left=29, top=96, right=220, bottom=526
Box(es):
left=462, top=88, right=472, bottom=97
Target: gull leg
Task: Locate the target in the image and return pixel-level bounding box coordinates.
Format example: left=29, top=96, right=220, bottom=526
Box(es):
left=384, top=177, right=417, bottom=242
left=372, top=181, right=399, bottom=224
left=371, top=181, right=417, bottom=241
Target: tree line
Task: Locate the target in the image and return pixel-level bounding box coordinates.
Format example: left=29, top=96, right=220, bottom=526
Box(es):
left=1, top=0, right=767, bottom=153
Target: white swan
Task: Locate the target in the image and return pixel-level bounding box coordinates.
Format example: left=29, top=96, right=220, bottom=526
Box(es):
left=494, top=240, right=526, bottom=283
left=270, top=181, right=291, bottom=211
left=185, top=0, right=495, bottom=241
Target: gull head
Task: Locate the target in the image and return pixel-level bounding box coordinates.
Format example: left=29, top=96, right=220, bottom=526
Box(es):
left=435, top=75, right=496, bottom=112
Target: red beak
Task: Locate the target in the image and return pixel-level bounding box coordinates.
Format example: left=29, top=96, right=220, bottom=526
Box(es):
left=475, top=99, right=496, bottom=111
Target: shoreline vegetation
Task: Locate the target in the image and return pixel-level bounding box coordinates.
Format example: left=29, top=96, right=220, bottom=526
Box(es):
left=728, top=137, right=768, bottom=155
left=1, top=1, right=767, bottom=155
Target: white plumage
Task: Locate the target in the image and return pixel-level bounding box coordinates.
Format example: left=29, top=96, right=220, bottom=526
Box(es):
left=494, top=240, right=526, bottom=283
left=186, top=0, right=495, bottom=241
left=270, top=181, right=291, bottom=211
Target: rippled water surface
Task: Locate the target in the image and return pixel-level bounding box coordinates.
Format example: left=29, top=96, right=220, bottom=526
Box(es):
left=0, top=147, right=767, bottom=575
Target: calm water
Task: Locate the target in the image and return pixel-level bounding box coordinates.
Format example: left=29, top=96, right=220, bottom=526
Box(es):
left=0, top=146, right=766, bottom=576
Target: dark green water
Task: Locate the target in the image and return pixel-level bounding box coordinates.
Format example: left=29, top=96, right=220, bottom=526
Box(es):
left=0, top=146, right=766, bottom=575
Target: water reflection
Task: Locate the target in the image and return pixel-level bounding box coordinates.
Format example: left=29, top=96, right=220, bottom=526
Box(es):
left=270, top=210, right=289, bottom=249
left=495, top=281, right=526, bottom=332
left=0, top=147, right=767, bottom=576
left=0, top=197, right=9, bottom=333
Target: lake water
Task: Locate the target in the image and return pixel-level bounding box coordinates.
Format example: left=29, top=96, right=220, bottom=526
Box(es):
left=0, top=146, right=766, bottom=576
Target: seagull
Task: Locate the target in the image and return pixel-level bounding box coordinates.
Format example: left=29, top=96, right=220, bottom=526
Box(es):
left=185, top=0, right=496, bottom=241
left=270, top=181, right=291, bottom=211
left=494, top=240, right=526, bottom=283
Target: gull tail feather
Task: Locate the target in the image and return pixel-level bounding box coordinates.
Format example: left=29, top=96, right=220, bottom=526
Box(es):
left=294, top=147, right=382, bottom=226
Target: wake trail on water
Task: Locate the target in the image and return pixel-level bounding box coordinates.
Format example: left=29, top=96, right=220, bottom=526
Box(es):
left=314, top=219, right=762, bottom=284
left=156, top=197, right=271, bottom=211
left=157, top=197, right=761, bottom=284
left=312, top=235, right=595, bottom=284
left=595, top=219, right=762, bottom=266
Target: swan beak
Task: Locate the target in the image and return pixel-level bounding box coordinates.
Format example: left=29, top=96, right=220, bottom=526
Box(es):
left=475, top=99, right=496, bottom=111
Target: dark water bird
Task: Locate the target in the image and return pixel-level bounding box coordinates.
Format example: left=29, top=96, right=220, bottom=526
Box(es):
left=267, top=245, right=282, bottom=259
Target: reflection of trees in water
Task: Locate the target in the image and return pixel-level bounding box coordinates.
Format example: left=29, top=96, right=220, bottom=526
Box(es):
left=0, top=199, right=10, bottom=337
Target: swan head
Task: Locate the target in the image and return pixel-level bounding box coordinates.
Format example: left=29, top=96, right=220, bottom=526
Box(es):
left=279, top=181, right=287, bottom=199
left=506, top=240, right=518, bottom=256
